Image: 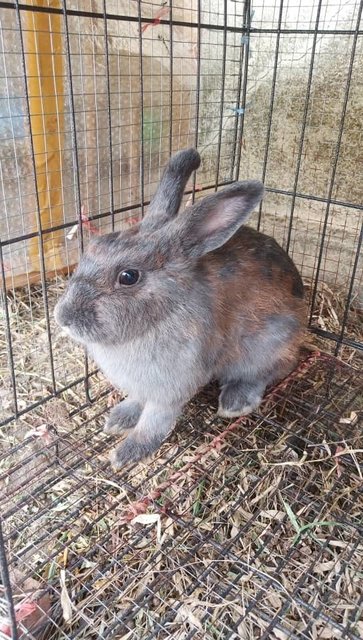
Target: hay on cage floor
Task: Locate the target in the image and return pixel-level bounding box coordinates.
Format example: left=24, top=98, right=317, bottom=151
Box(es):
left=0, top=277, right=362, bottom=639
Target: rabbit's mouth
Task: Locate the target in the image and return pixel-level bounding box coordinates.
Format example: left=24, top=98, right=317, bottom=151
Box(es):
left=58, top=323, right=86, bottom=344
left=54, top=301, right=89, bottom=344
left=54, top=300, right=114, bottom=346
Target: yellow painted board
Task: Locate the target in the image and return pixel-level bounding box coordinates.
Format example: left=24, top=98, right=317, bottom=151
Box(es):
left=22, top=0, right=65, bottom=275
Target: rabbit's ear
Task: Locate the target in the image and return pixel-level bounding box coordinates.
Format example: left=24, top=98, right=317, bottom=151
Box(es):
left=141, top=148, right=200, bottom=232
left=175, top=181, right=264, bottom=257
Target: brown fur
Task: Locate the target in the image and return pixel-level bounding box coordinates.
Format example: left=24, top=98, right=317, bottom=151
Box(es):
left=201, top=228, right=306, bottom=378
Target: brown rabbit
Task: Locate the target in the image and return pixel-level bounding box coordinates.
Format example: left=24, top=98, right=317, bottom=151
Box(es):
left=55, top=149, right=306, bottom=469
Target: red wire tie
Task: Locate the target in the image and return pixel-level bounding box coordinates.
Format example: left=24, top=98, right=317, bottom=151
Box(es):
left=141, top=7, right=170, bottom=33
left=80, top=206, right=99, bottom=235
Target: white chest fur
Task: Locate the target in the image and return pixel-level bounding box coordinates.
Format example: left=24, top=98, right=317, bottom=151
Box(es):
left=89, top=330, right=204, bottom=406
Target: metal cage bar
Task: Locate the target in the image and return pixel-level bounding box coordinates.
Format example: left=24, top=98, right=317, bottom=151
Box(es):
left=0, top=1, right=362, bottom=638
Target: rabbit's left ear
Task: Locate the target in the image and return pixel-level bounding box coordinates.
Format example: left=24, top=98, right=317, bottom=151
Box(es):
left=141, top=148, right=200, bottom=232
left=172, top=181, right=264, bottom=258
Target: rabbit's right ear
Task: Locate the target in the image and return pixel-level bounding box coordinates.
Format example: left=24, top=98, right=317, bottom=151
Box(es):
left=141, top=148, right=200, bottom=232
left=173, top=180, right=264, bottom=257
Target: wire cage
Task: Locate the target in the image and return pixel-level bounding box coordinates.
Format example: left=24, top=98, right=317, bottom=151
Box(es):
left=0, top=0, right=362, bottom=638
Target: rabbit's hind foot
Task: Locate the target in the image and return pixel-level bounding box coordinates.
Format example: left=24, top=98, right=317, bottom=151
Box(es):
left=218, top=379, right=265, bottom=418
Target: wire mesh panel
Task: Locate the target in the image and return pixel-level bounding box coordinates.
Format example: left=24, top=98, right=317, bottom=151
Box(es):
left=1, top=352, right=362, bottom=638
left=0, top=0, right=362, bottom=638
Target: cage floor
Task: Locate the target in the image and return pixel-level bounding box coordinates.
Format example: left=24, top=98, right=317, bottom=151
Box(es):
left=1, top=352, right=362, bottom=640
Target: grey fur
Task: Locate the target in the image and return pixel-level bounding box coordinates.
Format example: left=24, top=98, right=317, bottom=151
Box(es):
left=217, top=315, right=300, bottom=416
left=176, top=180, right=265, bottom=257
left=141, top=148, right=201, bottom=232
left=54, top=148, right=305, bottom=469
left=104, top=399, right=142, bottom=434
left=218, top=379, right=266, bottom=417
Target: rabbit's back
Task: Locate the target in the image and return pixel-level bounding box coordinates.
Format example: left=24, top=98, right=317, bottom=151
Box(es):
left=201, top=227, right=306, bottom=381
left=204, top=226, right=305, bottom=320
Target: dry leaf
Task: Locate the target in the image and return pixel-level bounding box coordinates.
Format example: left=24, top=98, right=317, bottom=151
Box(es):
left=59, top=570, right=73, bottom=624
left=339, top=411, right=358, bottom=425
left=260, top=509, right=285, bottom=521
left=318, top=624, right=340, bottom=638
left=176, top=604, right=203, bottom=631
left=314, top=560, right=336, bottom=573
left=272, top=629, right=290, bottom=640
left=237, top=619, right=250, bottom=639
left=267, top=592, right=282, bottom=609
left=0, top=596, right=51, bottom=638
left=131, top=513, right=162, bottom=545
left=0, top=571, right=52, bottom=638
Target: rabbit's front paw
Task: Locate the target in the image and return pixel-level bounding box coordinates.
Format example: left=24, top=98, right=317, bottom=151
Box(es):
left=104, top=400, right=142, bottom=434
left=109, top=403, right=178, bottom=469
left=109, top=435, right=157, bottom=470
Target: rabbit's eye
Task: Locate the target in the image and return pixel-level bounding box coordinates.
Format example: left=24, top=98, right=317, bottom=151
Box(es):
left=118, top=269, right=140, bottom=286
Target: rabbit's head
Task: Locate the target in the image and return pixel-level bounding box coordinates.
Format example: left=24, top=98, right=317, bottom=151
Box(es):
left=54, top=149, right=264, bottom=346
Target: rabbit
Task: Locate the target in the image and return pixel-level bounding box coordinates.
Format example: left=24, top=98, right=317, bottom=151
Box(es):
left=54, top=148, right=306, bottom=470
